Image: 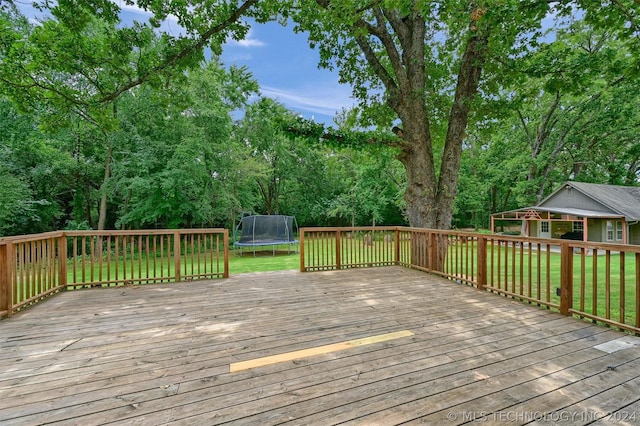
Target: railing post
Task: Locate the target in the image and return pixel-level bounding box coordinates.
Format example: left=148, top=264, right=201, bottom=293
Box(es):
left=57, top=234, right=68, bottom=289
left=299, top=229, right=306, bottom=272
left=173, top=232, right=181, bottom=282
left=335, top=230, right=342, bottom=270
left=0, top=242, right=13, bottom=317
left=394, top=228, right=400, bottom=265
left=428, top=232, right=438, bottom=272
left=560, top=242, right=573, bottom=315
left=223, top=229, right=229, bottom=278
left=477, top=235, right=487, bottom=290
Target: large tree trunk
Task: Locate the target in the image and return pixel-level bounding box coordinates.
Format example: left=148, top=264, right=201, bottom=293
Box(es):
left=398, top=122, right=437, bottom=229
left=396, top=16, right=488, bottom=230
left=97, top=140, right=112, bottom=231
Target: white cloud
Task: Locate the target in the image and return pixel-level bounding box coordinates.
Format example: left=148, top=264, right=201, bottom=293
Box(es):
left=115, top=1, right=151, bottom=15
left=115, top=0, right=183, bottom=35
left=234, top=38, right=266, bottom=48
left=260, top=84, right=355, bottom=117
left=226, top=28, right=265, bottom=48
left=223, top=52, right=254, bottom=62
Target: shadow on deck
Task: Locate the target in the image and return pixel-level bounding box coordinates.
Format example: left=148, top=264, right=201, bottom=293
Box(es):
left=1, top=266, right=640, bottom=425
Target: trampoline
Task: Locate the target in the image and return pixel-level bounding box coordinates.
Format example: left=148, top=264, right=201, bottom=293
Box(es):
left=233, top=214, right=299, bottom=255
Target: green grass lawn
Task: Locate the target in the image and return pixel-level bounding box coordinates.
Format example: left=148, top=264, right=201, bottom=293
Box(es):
left=229, top=249, right=299, bottom=274
left=62, top=247, right=300, bottom=286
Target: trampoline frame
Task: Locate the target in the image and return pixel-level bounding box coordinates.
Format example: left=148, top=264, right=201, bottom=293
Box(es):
left=233, top=214, right=299, bottom=256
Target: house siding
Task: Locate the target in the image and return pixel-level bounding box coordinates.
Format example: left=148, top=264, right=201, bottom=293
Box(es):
left=542, top=186, right=614, bottom=214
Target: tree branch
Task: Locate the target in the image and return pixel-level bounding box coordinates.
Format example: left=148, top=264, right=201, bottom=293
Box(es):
left=436, top=7, right=490, bottom=226
left=98, top=0, right=260, bottom=103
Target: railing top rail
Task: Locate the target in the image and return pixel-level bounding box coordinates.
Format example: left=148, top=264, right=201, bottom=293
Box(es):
left=1, top=229, right=229, bottom=245
left=301, top=226, right=400, bottom=232
left=301, top=226, right=640, bottom=252
left=62, top=228, right=228, bottom=237
left=563, top=240, right=640, bottom=253
left=0, top=231, right=65, bottom=244
left=396, top=227, right=483, bottom=237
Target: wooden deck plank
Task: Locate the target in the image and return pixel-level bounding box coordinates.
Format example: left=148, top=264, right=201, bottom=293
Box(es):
left=349, top=345, right=640, bottom=425
left=526, top=376, right=640, bottom=425
left=590, top=399, right=640, bottom=426
left=1, top=266, right=639, bottom=425
left=241, top=329, right=619, bottom=426
left=0, top=300, right=552, bottom=406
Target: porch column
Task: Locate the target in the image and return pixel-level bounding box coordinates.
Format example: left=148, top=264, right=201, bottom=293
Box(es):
left=623, top=219, right=628, bottom=244
left=583, top=217, right=588, bottom=242
left=491, top=216, right=495, bottom=234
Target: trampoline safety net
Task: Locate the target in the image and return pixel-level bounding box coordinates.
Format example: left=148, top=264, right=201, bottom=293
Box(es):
left=234, top=215, right=298, bottom=247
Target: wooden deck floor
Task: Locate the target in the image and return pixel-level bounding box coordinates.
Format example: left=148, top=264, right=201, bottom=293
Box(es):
left=2, top=266, right=640, bottom=425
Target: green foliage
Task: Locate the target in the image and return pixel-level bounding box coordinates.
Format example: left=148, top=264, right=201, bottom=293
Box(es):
left=455, top=16, right=640, bottom=228
left=231, top=97, right=407, bottom=227
left=0, top=97, right=67, bottom=235
left=0, top=166, right=36, bottom=236
left=278, top=114, right=402, bottom=151
left=3, top=1, right=640, bottom=235
left=322, top=149, right=406, bottom=226
left=110, top=60, right=258, bottom=229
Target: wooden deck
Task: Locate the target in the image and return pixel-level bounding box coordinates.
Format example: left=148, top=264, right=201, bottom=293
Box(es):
left=2, top=266, right=640, bottom=425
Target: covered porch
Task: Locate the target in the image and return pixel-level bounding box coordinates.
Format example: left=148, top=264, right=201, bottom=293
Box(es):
left=491, top=207, right=628, bottom=244
left=2, top=266, right=640, bottom=425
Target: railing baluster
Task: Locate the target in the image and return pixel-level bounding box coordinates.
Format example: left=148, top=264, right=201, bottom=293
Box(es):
left=620, top=251, right=626, bottom=324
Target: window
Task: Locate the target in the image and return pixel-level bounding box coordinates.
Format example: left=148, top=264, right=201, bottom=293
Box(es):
left=606, top=221, right=614, bottom=241
left=573, top=221, right=584, bottom=232
left=540, top=221, right=549, bottom=233
left=617, top=221, right=623, bottom=241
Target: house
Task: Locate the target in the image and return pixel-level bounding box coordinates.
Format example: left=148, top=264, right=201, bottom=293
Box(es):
left=491, top=181, right=640, bottom=245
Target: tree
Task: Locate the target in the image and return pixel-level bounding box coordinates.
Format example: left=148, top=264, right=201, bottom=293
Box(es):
left=0, top=97, right=70, bottom=235
left=110, top=60, right=258, bottom=229
left=6, top=0, right=640, bottom=231
left=276, top=1, right=493, bottom=228
left=322, top=148, right=406, bottom=226
left=511, top=21, right=640, bottom=202
left=284, top=0, right=640, bottom=229
left=1, top=1, right=266, bottom=229
left=456, top=18, right=640, bottom=225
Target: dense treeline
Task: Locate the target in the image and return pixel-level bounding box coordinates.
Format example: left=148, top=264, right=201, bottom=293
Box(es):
left=1, top=2, right=639, bottom=237
left=0, top=70, right=406, bottom=236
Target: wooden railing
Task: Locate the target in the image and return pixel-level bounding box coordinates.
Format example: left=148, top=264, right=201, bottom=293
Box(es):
left=299, top=226, right=399, bottom=271
left=300, top=226, right=640, bottom=334
left=5, top=226, right=640, bottom=334
left=0, top=229, right=228, bottom=318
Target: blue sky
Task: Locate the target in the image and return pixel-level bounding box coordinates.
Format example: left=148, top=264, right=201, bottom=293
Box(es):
left=222, top=22, right=355, bottom=125
left=17, top=1, right=354, bottom=125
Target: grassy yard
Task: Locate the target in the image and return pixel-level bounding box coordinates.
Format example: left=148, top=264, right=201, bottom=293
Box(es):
left=229, top=249, right=299, bottom=273
left=62, top=246, right=300, bottom=285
